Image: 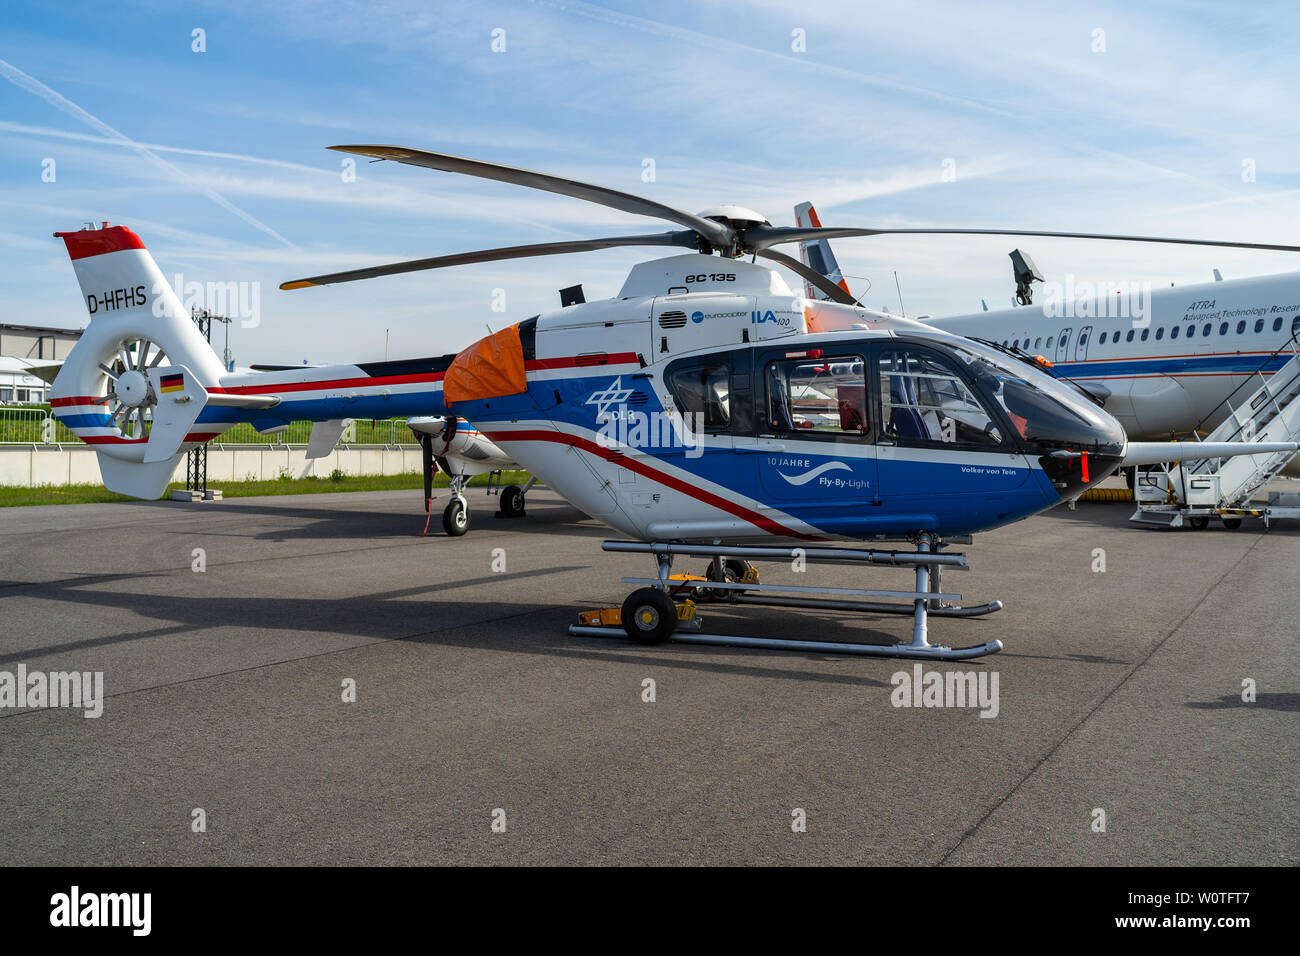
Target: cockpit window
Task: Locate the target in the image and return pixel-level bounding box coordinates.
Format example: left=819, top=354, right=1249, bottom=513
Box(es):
left=878, top=349, right=1001, bottom=445
left=765, top=354, right=868, bottom=437
left=668, top=363, right=730, bottom=431
left=943, top=339, right=1108, bottom=447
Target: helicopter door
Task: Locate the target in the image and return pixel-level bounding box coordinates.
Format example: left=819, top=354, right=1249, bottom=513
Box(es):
left=1054, top=328, right=1072, bottom=363
left=750, top=348, right=876, bottom=517
left=1075, top=326, right=1092, bottom=362
left=874, top=345, right=1025, bottom=503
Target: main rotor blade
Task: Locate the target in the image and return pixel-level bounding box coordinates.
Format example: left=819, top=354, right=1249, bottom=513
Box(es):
left=747, top=225, right=1300, bottom=254
left=755, top=249, right=860, bottom=306
left=329, top=145, right=736, bottom=250
left=281, top=231, right=697, bottom=289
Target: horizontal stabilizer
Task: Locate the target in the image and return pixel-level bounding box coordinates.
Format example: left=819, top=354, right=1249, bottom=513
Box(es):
left=306, top=419, right=349, bottom=459
left=1123, top=441, right=1299, bottom=467
left=27, top=362, right=63, bottom=385
left=206, top=392, right=281, bottom=409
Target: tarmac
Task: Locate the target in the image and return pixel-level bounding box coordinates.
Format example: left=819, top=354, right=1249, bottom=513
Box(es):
left=1, top=484, right=1296, bottom=865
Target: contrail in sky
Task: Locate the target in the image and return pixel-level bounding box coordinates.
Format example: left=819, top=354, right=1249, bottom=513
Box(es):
left=0, top=55, right=295, bottom=248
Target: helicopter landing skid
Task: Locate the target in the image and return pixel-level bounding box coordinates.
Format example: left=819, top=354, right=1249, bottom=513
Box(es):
left=568, top=536, right=1004, bottom=660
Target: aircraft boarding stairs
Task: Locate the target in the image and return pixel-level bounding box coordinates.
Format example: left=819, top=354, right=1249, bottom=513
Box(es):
left=1132, top=337, right=1300, bottom=529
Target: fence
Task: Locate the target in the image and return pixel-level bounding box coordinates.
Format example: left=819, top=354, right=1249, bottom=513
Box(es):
left=0, top=406, right=421, bottom=447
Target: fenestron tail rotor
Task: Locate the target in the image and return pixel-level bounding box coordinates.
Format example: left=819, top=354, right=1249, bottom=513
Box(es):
left=279, top=144, right=1300, bottom=293
left=96, top=335, right=168, bottom=441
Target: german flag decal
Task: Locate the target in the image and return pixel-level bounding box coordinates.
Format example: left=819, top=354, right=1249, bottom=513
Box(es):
left=159, top=372, right=185, bottom=393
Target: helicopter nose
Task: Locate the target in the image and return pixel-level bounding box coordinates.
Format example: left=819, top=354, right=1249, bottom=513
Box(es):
left=991, top=373, right=1128, bottom=499
left=1034, top=409, right=1127, bottom=499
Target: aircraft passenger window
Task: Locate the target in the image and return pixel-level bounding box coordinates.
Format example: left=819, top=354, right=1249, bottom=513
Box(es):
left=878, top=349, right=1001, bottom=446
left=1126, top=330, right=1135, bottom=342
left=1236, top=321, right=1246, bottom=334
left=1099, top=332, right=1107, bottom=344
left=1034, top=337, right=1042, bottom=349
left=1046, top=336, right=1054, bottom=349
left=668, top=363, right=731, bottom=432
left=765, top=355, right=867, bottom=437
left=1292, top=316, right=1300, bottom=336
left=1219, top=322, right=1229, bottom=335
left=1156, top=327, right=1164, bottom=340
left=1079, top=332, right=1088, bottom=345
left=1171, top=326, right=1180, bottom=339
left=1202, top=323, right=1212, bottom=336
left=1140, top=329, right=1149, bottom=341
left=1255, top=319, right=1265, bottom=333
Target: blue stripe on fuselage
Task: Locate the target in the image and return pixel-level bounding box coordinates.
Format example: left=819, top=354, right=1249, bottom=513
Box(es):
left=1055, top=352, right=1290, bottom=378
left=194, top=390, right=448, bottom=426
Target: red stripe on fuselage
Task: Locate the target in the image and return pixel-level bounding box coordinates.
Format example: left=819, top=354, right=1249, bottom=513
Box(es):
left=50, top=396, right=104, bottom=407
left=207, top=352, right=635, bottom=395
left=525, top=352, right=640, bottom=371
left=213, top=370, right=447, bottom=395
left=484, top=428, right=818, bottom=540
left=58, top=354, right=635, bottom=405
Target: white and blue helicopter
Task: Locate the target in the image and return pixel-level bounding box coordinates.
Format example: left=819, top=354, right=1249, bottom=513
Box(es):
left=48, top=147, right=1299, bottom=658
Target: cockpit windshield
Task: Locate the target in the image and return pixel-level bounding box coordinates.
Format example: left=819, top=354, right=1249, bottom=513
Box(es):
left=910, top=332, right=1126, bottom=453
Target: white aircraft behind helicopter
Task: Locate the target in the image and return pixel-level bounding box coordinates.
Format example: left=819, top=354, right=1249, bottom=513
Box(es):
left=47, top=147, right=1299, bottom=657
left=795, top=202, right=1300, bottom=463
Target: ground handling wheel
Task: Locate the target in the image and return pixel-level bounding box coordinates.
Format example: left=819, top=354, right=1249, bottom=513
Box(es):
left=1222, top=517, right=1242, bottom=530
left=704, top=558, right=754, bottom=602
left=443, top=498, right=470, bottom=536
left=1188, top=515, right=1209, bottom=530
left=621, top=587, right=677, bottom=645
left=499, top=484, right=526, bottom=518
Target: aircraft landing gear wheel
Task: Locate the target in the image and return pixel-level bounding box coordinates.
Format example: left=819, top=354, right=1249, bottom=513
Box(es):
left=442, top=498, right=470, bottom=536
left=1222, top=517, right=1242, bottom=530
left=500, top=484, right=526, bottom=518
left=1188, top=515, right=1209, bottom=530
left=621, top=588, right=677, bottom=645
left=706, top=558, right=752, bottom=602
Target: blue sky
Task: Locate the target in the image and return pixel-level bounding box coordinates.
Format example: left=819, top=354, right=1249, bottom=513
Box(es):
left=2, top=0, right=1299, bottom=364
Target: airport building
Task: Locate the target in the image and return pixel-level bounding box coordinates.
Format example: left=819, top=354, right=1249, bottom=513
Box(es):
left=0, top=323, right=82, bottom=404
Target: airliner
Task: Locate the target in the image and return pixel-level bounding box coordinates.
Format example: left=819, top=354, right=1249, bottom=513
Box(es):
left=795, top=204, right=1300, bottom=459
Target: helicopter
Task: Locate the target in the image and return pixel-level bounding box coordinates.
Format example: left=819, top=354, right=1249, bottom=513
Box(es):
left=48, top=147, right=1298, bottom=658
